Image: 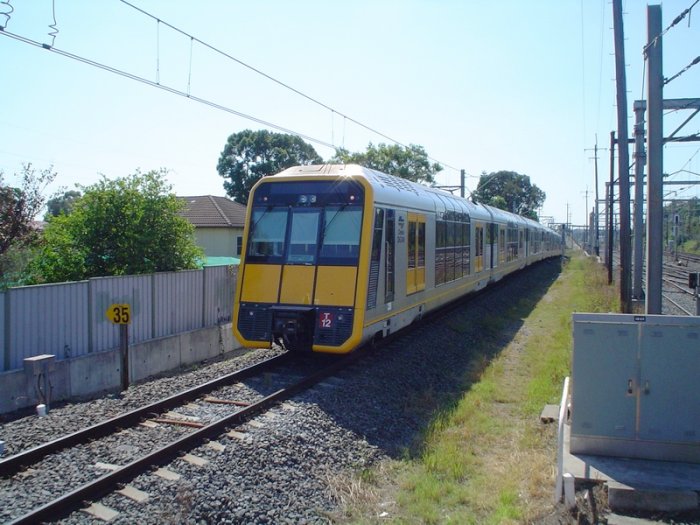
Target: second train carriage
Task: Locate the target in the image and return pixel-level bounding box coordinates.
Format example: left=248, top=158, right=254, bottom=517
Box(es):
left=233, top=164, right=561, bottom=354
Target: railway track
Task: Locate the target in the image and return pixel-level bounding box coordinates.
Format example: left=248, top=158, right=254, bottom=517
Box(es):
left=609, top=251, right=698, bottom=315
left=0, top=350, right=362, bottom=524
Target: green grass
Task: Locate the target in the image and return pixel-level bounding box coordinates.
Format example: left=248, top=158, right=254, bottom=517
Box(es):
left=680, top=239, right=700, bottom=254
left=339, top=252, right=619, bottom=524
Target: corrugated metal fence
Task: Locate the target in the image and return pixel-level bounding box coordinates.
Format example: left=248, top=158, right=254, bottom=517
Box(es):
left=0, top=265, right=237, bottom=372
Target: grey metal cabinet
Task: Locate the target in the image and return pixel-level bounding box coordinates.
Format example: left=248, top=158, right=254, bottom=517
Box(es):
left=571, top=313, right=700, bottom=463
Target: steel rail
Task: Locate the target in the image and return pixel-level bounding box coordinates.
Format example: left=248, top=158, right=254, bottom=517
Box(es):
left=0, top=352, right=292, bottom=478
left=661, top=293, right=693, bottom=316
left=8, top=350, right=361, bottom=525
left=662, top=277, right=696, bottom=296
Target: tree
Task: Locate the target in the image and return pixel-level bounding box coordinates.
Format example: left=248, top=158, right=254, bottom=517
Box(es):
left=45, top=189, right=82, bottom=219
left=331, top=143, right=442, bottom=185
left=217, top=130, right=323, bottom=204
left=27, top=170, right=203, bottom=283
left=471, top=170, right=545, bottom=220
left=0, top=163, right=56, bottom=256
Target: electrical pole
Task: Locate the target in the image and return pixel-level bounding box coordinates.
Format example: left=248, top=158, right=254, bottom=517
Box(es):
left=460, top=169, right=465, bottom=198
left=594, top=142, right=600, bottom=256
left=612, top=0, right=632, bottom=313
left=583, top=187, right=589, bottom=249
left=633, top=102, right=646, bottom=300
left=586, top=141, right=605, bottom=257
left=645, top=4, right=663, bottom=314
left=608, top=132, right=616, bottom=285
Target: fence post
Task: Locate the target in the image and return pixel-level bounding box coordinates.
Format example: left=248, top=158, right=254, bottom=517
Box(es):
left=3, top=292, right=9, bottom=372
left=87, top=279, right=94, bottom=353
left=202, top=266, right=208, bottom=328
left=151, top=274, right=157, bottom=340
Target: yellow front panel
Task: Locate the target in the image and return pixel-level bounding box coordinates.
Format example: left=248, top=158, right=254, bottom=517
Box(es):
left=314, top=266, right=357, bottom=306
left=241, top=264, right=281, bottom=303
left=280, top=265, right=315, bottom=304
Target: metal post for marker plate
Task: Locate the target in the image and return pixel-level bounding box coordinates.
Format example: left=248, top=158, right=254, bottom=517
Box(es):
left=690, top=273, right=700, bottom=317
left=107, top=303, right=132, bottom=391
left=120, top=324, right=129, bottom=391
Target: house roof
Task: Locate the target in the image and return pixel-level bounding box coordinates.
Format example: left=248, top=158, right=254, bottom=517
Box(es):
left=179, top=195, right=247, bottom=228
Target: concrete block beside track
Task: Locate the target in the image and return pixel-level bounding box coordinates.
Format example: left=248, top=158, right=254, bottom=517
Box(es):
left=0, top=323, right=241, bottom=415
left=69, top=350, right=121, bottom=398
left=130, top=336, right=181, bottom=383
left=0, top=371, right=30, bottom=414
left=180, top=326, right=219, bottom=367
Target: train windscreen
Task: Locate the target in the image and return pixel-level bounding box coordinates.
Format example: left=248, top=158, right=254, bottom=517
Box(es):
left=246, top=180, right=364, bottom=266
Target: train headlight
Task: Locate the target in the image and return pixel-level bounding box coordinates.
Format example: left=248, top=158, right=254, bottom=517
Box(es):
left=299, top=195, right=308, bottom=204
left=310, top=195, right=317, bottom=203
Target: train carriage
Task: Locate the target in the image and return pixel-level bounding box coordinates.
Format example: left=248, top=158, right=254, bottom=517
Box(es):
left=233, top=164, right=561, bottom=354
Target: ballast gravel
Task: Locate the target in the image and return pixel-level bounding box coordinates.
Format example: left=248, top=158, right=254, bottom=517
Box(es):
left=0, top=260, right=564, bottom=524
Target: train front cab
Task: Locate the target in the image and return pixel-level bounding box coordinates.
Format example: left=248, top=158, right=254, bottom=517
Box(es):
left=233, top=176, right=373, bottom=354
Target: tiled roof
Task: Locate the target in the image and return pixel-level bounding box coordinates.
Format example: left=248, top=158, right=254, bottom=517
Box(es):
left=179, top=196, right=247, bottom=228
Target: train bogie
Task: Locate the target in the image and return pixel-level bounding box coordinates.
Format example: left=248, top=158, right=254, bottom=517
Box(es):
left=233, top=164, right=562, bottom=354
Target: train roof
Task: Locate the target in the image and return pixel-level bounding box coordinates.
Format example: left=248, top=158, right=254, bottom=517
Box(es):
left=272, top=164, right=556, bottom=233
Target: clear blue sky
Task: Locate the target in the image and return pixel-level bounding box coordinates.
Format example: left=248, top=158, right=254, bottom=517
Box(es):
left=2, top=0, right=699, bottom=225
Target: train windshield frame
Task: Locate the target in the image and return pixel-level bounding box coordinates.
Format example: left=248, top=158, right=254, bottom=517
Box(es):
left=246, top=180, right=364, bottom=266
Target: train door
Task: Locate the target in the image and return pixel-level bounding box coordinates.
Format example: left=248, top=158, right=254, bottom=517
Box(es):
left=488, top=223, right=497, bottom=269
left=525, top=228, right=530, bottom=257
left=406, top=213, right=426, bottom=294
left=498, top=225, right=506, bottom=265
left=519, top=228, right=525, bottom=261
left=367, top=208, right=396, bottom=310
left=474, top=223, right=484, bottom=273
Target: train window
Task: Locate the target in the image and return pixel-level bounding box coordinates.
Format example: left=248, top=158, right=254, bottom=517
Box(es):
left=418, top=221, right=425, bottom=267
left=519, top=230, right=524, bottom=257
left=435, top=215, right=470, bottom=283
left=435, top=220, right=446, bottom=285
left=498, top=227, right=506, bottom=264
left=319, top=206, right=362, bottom=264
left=385, top=209, right=395, bottom=302
left=286, top=209, right=320, bottom=264
left=370, top=209, right=384, bottom=264
left=475, top=224, right=484, bottom=273
left=408, top=222, right=416, bottom=270
left=446, top=221, right=455, bottom=282
left=247, top=207, right=288, bottom=261
left=461, top=221, right=470, bottom=276
left=367, top=208, right=384, bottom=309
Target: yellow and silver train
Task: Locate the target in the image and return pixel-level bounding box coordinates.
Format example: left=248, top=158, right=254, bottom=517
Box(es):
left=233, top=164, right=562, bottom=354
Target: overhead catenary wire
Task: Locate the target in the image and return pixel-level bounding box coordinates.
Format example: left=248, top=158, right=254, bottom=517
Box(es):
left=0, top=28, right=336, bottom=150
left=116, top=0, right=460, bottom=173
left=664, top=55, right=700, bottom=85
